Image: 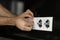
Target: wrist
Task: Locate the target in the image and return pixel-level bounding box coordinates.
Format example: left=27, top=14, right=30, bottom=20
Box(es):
left=5, top=17, right=17, bottom=26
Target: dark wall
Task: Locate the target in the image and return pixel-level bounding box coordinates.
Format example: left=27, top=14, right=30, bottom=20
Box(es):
left=0, top=0, right=58, bottom=20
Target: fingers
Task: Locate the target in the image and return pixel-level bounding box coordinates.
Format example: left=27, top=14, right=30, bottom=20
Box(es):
left=16, top=18, right=34, bottom=31
left=26, top=20, right=34, bottom=26
left=19, top=26, right=33, bottom=31
left=20, top=21, right=34, bottom=31
left=19, top=9, right=34, bottom=19
left=23, top=26, right=33, bottom=31
left=25, top=9, right=34, bottom=18
left=25, top=9, right=34, bottom=17
left=16, top=9, right=34, bottom=31
left=22, top=20, right=34, bottom=31
left=24, top=18, right=34, bottom=27
left=23, top=14, right=33, bottom=19
left=17, top=23, right=33, bottom=31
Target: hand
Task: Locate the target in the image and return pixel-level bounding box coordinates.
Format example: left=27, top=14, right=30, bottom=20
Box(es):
left=18, top=9, right=34, bottom=19
left=16, top=9, right=34, bottom=31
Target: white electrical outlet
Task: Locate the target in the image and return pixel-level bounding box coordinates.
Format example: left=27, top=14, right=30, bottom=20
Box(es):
left=33, top=17, right=53, bottom=32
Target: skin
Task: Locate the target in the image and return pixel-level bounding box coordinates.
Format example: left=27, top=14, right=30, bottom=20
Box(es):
left=0, top=4, right=16, bottom=17
left=0, top=4, right=34, bottom=31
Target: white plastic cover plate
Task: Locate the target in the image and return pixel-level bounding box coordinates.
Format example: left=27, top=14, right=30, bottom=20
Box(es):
left=33, top=17, right=53, bottom=32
